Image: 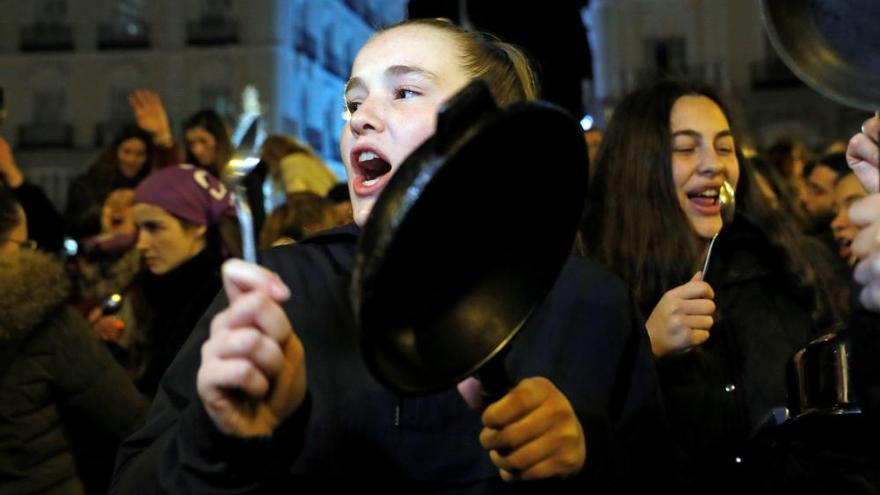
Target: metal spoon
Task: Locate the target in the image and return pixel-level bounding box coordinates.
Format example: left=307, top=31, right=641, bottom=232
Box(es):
left=700, top=180, right=736, bottom=277
left=225, top=118, right=261, bottom=263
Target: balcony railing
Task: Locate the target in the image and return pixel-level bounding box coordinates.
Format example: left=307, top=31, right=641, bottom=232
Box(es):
left=18, top=123, right=74, bottom=148
left=19, top=23, right=74, bottom=52
left=187, top=17, right=239, bottom=46
left=98, top=21, right=150, bottom=49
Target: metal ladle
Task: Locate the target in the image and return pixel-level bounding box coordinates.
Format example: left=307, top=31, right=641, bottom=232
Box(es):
left=700, top=180, right=735, bottom=278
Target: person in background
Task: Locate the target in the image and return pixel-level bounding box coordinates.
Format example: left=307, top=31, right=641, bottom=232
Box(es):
left=800, top=153, right=851, bottom=249
left=326, top=182, right=354, bottom=225
left=0, top=136, right=64, bottom=253
left=0, top=187, right=147, bottom=495
left=765, top=137, right=808, bottom=199
left=581, top=80, right=846, bottom=494
left=64, top=126, right=154, bottom=240
left=129, top=91, right=231, bottom=179
left=260, top=134, right=339, bottom=198
left=258, top=192, right=337, bottom=248
left=72, top=189, right=144, bottom=369
left=830, top=172, right=870, bottom=267
left=126, top=164, right=235, bottom=397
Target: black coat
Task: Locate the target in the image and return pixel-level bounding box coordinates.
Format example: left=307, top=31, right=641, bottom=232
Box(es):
left=656, top=214, right=823, bottom=493
left=134, top=246, right=224, bottom=398
left=110, top=225, right=681, bottom=493
left=0, top=250, right=147, bottom=495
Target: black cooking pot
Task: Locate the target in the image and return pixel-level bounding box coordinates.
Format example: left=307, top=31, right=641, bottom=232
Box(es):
left=351, top=80, right=588, bottom=395
left=760, top=0, right=880, bottom=110
left=788, top=331, right=861, bottom=419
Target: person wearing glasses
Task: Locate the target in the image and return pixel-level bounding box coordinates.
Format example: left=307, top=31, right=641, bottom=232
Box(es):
left=0, top=136, right=63, bottom=254
left=0, top=187, right=148, bottom=494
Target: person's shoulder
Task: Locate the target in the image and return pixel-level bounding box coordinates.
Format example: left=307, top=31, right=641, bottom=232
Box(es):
left=556, top=254, right=632, bottom=301
left=260, top=224, right=359, bottom=273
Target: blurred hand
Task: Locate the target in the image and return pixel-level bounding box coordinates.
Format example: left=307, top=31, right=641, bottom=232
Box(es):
left=478, top=377, right=586, bottom=481
left=847, top=115, right=880, bottom=194
left=0, top=137, right=23, bottom=188
left=645, top=271, right=715, bottom=357
left=129, top=90, right=172, bottom=145
left=847, top=115, right=880, bottom=312
left=850, top=195, right=880, bottom=311
left=197, top=259, right=306, bottom=437
left=87, top=306, right=125, bottom=342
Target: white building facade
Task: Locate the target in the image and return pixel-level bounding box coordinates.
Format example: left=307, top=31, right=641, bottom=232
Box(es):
left=0, top=0, right=407, bottom=206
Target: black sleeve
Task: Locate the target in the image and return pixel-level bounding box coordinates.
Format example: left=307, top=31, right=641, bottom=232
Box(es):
left=515, top=257, right=685, bottom=492
left=51, top=307, right=149, bottom=439
left=9, top=181, right=63, bottom=254
left=110, top=291, right=310, bottom=494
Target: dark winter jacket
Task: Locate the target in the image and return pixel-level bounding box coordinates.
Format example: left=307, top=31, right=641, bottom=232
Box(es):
left=110, top=225, right=681, bottom=493
left=134, top=246, right=224, bottom=398
left=0, top=250, right=148, bottom=494
left=656, top=214, right=825, bottom=493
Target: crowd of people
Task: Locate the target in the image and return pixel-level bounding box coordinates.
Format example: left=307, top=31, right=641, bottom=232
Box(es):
left=0, top=16, right=879, bottom=495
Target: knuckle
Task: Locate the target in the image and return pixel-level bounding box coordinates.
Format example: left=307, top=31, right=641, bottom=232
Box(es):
left=234, top=361, right=256, bottom=384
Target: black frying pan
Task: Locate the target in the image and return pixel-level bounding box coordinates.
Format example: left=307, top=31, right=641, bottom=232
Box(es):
left=351, top=80, right=588, bottom=396
left=760, top=0, right=880, bottom=111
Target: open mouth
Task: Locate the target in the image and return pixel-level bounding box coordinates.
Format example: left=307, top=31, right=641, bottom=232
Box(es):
left=686, top=186, right=722, bottom=215
left=351, top=147, right=393, bottom=195
left=687, top=188, right=720, bottom=207
left=835, top=236, right=853, bottom=252
left=835, top=236, right=853, bottom=259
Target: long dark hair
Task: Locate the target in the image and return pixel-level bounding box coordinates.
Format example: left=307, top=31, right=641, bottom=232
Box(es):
left=582, top=81, right=706, bottom=314
left=183, top=109, right=231, bottom=178
left=582, top=80, right=842, bottom=325
left=87, top=125, right=154, bottom=197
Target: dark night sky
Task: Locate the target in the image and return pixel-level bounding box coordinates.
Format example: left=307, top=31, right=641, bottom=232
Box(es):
left=407, top=0, right=592, bottom=118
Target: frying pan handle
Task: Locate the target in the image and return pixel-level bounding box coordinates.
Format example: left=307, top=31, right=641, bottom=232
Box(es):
left=476, top=348, right=513, bottom=406
left=435, top=79, right=497, bottom=150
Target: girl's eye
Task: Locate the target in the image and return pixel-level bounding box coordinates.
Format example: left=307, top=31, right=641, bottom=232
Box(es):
left=673, top=148, right=696, bottom=154
left=395, top=88, right=418, bottom=100
left=342, top=101, right=360, bottom=121
left=139, top=222, right=161, bottom=233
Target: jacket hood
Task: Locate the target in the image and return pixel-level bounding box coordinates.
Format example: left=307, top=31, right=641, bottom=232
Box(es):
left=0, top=250, right=70, bottom=339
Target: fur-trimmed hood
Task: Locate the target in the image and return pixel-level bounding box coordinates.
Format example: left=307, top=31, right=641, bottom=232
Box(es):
left=0, top=250, right=70, bottom=339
